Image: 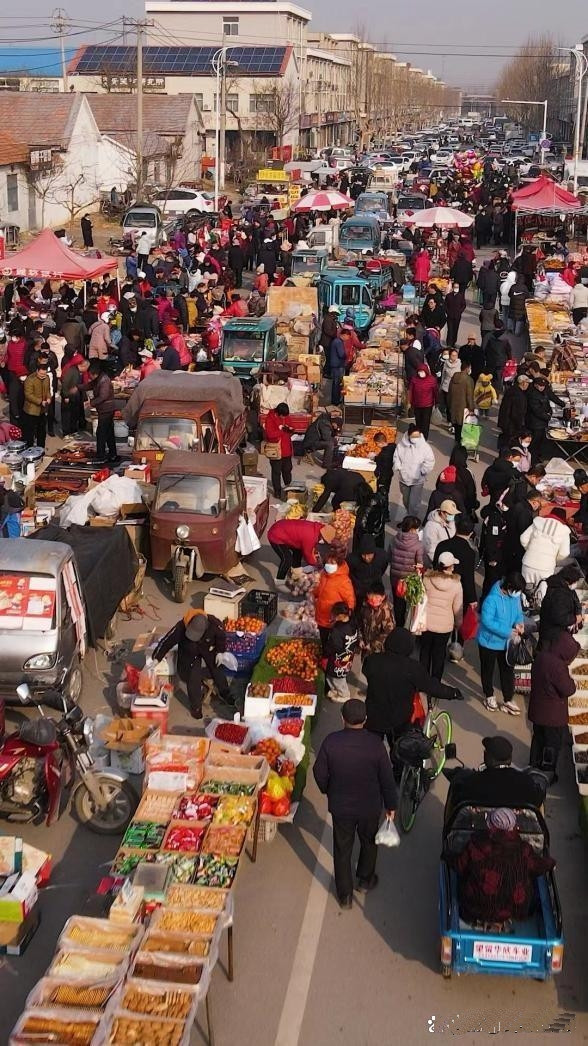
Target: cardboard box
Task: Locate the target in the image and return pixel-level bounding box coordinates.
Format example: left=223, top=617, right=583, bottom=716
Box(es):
left=125, top=464, right=152, bottom=484
left=0, top=871, right=38, bottom=923
left=89, top=514, right=117, bottom=528
left=0, top=837, right=22, bottom=877
left=99, top=717, right=151, bottom=752
left=0, top=903, right=40, bottom=954
left=109, top=747, right=145, bottom=775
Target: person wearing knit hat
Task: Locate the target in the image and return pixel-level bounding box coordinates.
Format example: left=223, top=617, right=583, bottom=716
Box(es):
left=152, top=609, right=232, bottom=719
left=446, top=734, right=546, bottom=815
left=444, top=802, right=555, bottom=926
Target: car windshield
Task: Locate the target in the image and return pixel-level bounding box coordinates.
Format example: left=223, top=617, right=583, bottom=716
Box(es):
left=223, top=332, right=265, bottom=362
left=123, top=211, right=156, bottom=228
left=293, top=256, right=321, bottom=273
left=136, top=418, right=198, bottom=452
left=155, top=475, right=221, bottom=515
left=398, top=196, right=426, bottom=211
left=356, top=197, right=386, bottom=215
left=341, top=224, right=375, bottom=242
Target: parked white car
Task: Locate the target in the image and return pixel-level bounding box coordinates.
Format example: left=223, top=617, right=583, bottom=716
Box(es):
left=151, top=188, right=215, bottom=215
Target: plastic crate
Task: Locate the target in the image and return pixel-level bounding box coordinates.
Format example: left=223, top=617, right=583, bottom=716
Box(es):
left=225, top=629, right=266, bottom=661
left=241, top=590, right=278, bottom=625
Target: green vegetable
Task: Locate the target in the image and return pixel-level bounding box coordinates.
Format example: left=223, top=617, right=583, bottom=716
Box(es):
left=404, top=572, right=425, bottom=607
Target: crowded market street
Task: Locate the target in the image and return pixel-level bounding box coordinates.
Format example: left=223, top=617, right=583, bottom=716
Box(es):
left=0, top=283, right=587, bottom=1045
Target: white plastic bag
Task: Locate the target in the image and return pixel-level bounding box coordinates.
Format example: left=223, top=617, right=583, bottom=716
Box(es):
left=215, top=651, right=238, bottom=672
left=375, top=816, right=400, bottom=848
left=235, top=515, right=261, bottom=556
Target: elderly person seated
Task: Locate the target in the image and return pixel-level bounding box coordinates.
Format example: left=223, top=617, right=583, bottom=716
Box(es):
left=444, top=807, right=555, bottom=931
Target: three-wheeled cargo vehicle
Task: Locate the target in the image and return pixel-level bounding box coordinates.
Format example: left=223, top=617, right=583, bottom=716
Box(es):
left=220, top=317, right=287, bottom=377
left=150, top=452, right=269, bottom=599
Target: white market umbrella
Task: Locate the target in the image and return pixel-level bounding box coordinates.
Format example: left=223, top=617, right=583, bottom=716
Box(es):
left=291, top=190, right=354, bottom=212
left=406, top=206, right=474, bottom=229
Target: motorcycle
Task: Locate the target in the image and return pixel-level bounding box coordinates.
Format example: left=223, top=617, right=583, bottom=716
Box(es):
left=0, top=684, right=137, bottom=835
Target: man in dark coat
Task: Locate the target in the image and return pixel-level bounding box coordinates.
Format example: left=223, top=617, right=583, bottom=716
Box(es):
left=434, top=517, right=477, bottom=606
left=444, top=285, right=466, bottom=347
left=227, top=240, right=245, bottom=288
left=80, top=214, right=93, bottom=248
left=402, top=338, right=425, bottom=383
left=526, top=375, right=565, bottom=464
left=446, top=735, right=546, bottom=817
left=539, top=563, right=583, bottom=645
left=364, top=628, right=461, bottom=747
left=347, top=534, right=388, bottom=603
left=153, top=610, right=231, bottom=718
left=174, top=290, right=189, bottom=331
left=572, top=469, right=588, bottom=534
left=300, top=412, right=337, bottom=468
left=450, top=251, right=474, bottom=294
left=484, top=324, right=510, bottom=393
left=373, top=433, right=396, bottom=501
left=161, top=341, right=181, bottom=371
left=313, top=467, right=370, bottom=512
left=497, top=373, right=530, bottom=450
left=459, top=335, right=485, bottom=382
left=529, top=631, right=580, bottom=778
left=504, top=491, right=542, bottom=571
left=313, top=698, right=398, bottom=907
left=482, top=448, right=526, bottom=504
left=330, top=334, right=346, bottom=406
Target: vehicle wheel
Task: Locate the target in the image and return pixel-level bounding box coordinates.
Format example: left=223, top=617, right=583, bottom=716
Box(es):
left=441, top=964, right=452, bottom=979
left=73, top=776, right=137, bottom=834
left=427, top=711, right=452, bottom=780
left=173, top=562, right=188, bottom=604
left=398, top=765, right=420, bottom=833
left=64, top=657, right=82, bottom=705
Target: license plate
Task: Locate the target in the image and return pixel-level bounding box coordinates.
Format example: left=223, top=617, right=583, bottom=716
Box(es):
left=156, top=452, right=164, bottom=461
left=473, top=941, right=532, bottom=963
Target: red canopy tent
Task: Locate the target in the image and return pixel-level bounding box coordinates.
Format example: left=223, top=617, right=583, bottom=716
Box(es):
left=511, top=175, right=582, bottom=213
left=0, top=228, right=118, bottom=280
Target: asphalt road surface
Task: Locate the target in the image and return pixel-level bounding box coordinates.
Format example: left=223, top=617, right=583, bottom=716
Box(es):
left=0, top=290, right=587, bottom=1046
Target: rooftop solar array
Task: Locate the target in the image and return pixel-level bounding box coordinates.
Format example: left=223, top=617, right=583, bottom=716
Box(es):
left=74, top=45, right=287, bottom=76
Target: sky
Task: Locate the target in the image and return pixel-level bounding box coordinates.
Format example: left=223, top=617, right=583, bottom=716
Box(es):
left=0, top=0, right=586, bottom=89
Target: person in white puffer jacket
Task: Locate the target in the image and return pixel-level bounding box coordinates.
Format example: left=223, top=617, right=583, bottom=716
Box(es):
left=520, top=509, right=571, bottom=601
left=499, top=270, right=517, bottom=328
left=393, top=424, right=435, bottom=517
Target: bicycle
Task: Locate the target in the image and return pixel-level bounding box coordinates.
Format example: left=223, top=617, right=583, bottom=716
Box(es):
left=396, top=696, right=453, bottom=834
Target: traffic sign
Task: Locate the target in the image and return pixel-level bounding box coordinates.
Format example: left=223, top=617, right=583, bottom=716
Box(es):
left=539, top=138, right=551, bottom=150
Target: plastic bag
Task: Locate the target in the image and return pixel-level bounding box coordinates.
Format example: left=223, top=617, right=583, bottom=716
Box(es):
left=124, top=664, right=140, bottom=691
left=459, top=603, right=479, bottom=643
left=138, top=658, right=159, bottom=696
left=375, top=816, right=400, bottom=848
left=215, top=651, right=239, bottom=672
left=235, top=515, right=261, bottom=556
left=506, top=632, right=537, bottom=668
left=406, top=594, right=428, bottom=635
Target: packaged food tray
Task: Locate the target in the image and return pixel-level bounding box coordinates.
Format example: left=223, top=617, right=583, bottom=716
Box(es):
left=48, top=948, right=130, bottom=983
left=58, top=916, right=144, bottom=954
left=117, top=978, right=201, bottom=1024
left=205, top=718, right=251, bottom=752
left=10, top=1006, right=102, bottom=1045
left=25, top=975, right=120, bottom=1014
left=141, top=928, right=216, bottom=959
left=270, top=692, right=317, bottom=718
left=130, top=948, right=208, bottom=987
left=105, top=1009, right=189, bottom=1046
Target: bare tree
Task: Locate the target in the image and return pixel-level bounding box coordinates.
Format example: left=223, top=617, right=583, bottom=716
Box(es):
left=26, top=157, right=65, bottom=228
left=496, top=35, right=566, bottom=132
left=251, top=79, right=299, bottom=146
left=44, top=170, right=101, bottom=233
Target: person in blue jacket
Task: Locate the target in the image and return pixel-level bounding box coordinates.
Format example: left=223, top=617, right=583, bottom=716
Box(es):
left=329, top=327, right=346, bottom=407
left=478, top=571, right=525, bottom=716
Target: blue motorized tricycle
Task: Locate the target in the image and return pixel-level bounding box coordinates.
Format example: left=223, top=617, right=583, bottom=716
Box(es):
left=439, top=802, right=563, bottom=980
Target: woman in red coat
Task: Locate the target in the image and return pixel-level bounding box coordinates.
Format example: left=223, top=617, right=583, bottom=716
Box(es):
left=264, top=401, right=293, bottom=499
left=412, top=247, right=431, bottom=290
left=408, top=363, right=438, bottom=440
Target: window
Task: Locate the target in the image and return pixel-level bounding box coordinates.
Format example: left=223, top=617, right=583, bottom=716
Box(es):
left=249, top=93, right=275, bottom=114
left=195, top=92, right=203, bottom=110
left=361, top=286, right=371, bottom=305
left=223, top=15, right=239, bottom=36
left=340, top=284, right=360, bottom=306
left=214, top=93, right=239, bottom=113
left=6, top=174, right=18, bottom=213
left=225, top=472, right=242, bottom=512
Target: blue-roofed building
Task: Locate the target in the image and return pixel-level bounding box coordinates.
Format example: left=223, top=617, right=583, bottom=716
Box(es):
left=0, top=47, right=77, bottom=90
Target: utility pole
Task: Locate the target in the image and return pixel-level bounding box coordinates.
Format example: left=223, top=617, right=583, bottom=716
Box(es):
left=50, top=8, right=70, bottom=92
left=125, top=19, right=155, bottom=199
left=219, top=33, right=227, bottom=192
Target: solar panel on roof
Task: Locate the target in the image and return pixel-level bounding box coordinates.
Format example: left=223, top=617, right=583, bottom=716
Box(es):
left=75, top=44, right=286, bottom=76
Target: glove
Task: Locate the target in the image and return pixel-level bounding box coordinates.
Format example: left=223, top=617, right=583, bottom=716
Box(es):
left=451, top=688, right=464, bottom=701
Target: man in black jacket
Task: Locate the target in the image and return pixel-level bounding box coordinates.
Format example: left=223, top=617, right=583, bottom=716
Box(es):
left=153, top=610, right=231, bottom=718
left=347, top=535, right=388, bottom=604
left=539, top=563, right=583, bottom=644
left=227, top=240, right=245, bottom=288
left=482, top=448, right=526, bottom=505
left=364, top=628, right=461, bottom=745
left=504, top=491, right=542, bottom=571
left=313, top=467, right=371, bottom=512
left=497, top=373, right=530, bottom=449
left=434, top=517, right=477, bottom=605
left=526, top=376, right=565, bottom=464
left=446, top=735, right=546, bottom=819
left=484, top=324, right=510, bottom=393
left=373, top=432, right=395, bottom=500
left=88, top=360, right=118, bottom=464
left=572, top=469, right=588, bottom=533
left=300, top=412, right=337, bottom=468
left=313, top=699, right=397, bottom=907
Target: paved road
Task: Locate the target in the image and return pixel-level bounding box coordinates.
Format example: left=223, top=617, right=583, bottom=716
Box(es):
left=1, top=290, right=588, bottom=1045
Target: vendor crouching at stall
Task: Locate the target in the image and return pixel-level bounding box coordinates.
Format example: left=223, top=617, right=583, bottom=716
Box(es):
left=152, top=609, right=232, bottom=719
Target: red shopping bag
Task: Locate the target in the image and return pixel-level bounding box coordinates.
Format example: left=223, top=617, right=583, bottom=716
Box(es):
left=459, top=604, right=479, bottom=643
left=409, top=692, right=426, bottom=726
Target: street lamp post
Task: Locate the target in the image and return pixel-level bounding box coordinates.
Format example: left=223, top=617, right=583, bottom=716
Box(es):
left=569, top=46, right=588, bottom=195
left=501, top=98, right=548, bottom=161
left=212, top=47, right=238, bottom=210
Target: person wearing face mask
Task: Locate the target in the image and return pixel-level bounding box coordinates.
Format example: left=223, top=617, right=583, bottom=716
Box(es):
left=444, top=285, right=466, bottom=348
left=420, top=552, right=463, bottom=681
left=526, top=375, right=565, bottom=465
left=347, top=534, right=388, bottom=605
left=446, top=361, right=474, bottom=445
left=434, top=516, right=478, bottom=607
left=393, top=424, right=435, bottom=517
left=88, top=312, right=114, bottom=361
left=358, top=581, right=395, bottom=657
left=314, top=549, right=356, bottom=652
left=478, top=571, right=526, bottom=714
left=425, top=466, right=467, bottom=522
left=513, top=430, right=532, bottom=472
left=422, top=499, right=458, bottom=568
left=439, top=348, right=461, bottom=423
left=324, top=602, right=359, bottom=703
left=504, top=491, right=542, bottom=572
left=408, top=363, right=437, bottom=441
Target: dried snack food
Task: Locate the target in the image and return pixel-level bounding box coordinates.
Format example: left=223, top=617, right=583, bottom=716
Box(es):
left=162, top=823, right=206, bottom=853
left=108, top=1015, right=185, bottom=1045
left=122, top=821, right=167, bottom=850
left=135, top=791, right=179, bottom=822
left=14, top=1014, right=98, bottom=1044
left=171, top=794, right=219, bottom=822
left=133, top=955, right=203, bottom=984
left=47, top=982, right=115, bottom=1010
left=65, top=922, right=135, bottom=951
left=165, top=884, right=227, bottom=911
left=155, top=910, right=217, bottom=934
left=212, top=795, right=255, bottom=826
left=202, top=825, right=246, bottom=857
left=50, top=952, right=121, bottom=980
left=143, top=932, right=211, bottom=957
left=194, top=853, right=239, bottom=888
left=199, top=778, right=255, bottom=796
left=154, top=853, right=198, bottom=883
left=122, top=984, right=194, bottom=1020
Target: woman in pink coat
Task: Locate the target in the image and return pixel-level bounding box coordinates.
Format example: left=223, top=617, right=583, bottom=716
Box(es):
left=412, top=247, right=431, bottom=289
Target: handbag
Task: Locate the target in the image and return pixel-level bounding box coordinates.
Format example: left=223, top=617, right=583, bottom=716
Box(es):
left=235, top=515, right=261, bottom=556
left=459, top=603, right=479, bottom=643
left=261, top=441, right=282, bottom=460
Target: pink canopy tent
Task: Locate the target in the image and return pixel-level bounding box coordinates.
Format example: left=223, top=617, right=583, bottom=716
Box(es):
left=511, top=175, right=582, bottom=213
left=0, top=228, right=118, bottom=280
